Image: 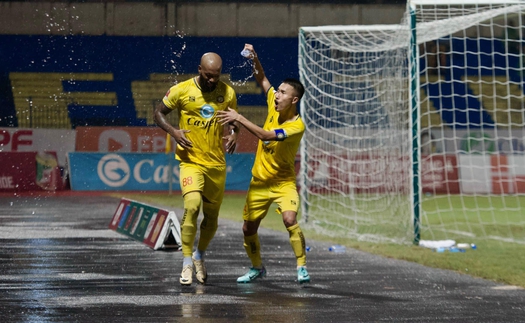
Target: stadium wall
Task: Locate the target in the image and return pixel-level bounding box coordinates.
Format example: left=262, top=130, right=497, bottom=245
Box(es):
left=0, top=2, right=405, bottom=37
left=0, top=35, right=301, bottom=128
left=0, top=1, right=405, bottom=128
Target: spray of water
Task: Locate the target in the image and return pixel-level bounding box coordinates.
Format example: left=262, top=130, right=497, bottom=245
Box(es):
left=227, top=59, right=255, bottom=87
left=167, top=30, right=188, bottom=84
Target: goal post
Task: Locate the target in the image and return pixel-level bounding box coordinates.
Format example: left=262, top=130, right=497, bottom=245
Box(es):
left=298, top=0, right=525, bottom=246
left=298, top=24, right=414, bottom=244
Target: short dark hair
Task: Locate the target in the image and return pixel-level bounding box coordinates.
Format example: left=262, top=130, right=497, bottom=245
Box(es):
left=283, top=78, right=305, bottom=101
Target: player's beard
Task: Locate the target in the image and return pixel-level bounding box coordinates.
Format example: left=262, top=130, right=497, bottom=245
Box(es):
left=203, top=82, right=217, bottom=92
left=198, top=76, right=217, bottom=92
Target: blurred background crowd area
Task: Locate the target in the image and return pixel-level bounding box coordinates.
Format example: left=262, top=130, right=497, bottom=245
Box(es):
left=0, top=0, right=407, bottom=129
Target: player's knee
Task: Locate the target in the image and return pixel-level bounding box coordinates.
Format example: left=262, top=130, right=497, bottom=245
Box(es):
left=282, top=212, right=298, bottom=228
left=242, top=220, right=260, bottom=236
left=183, top=192, right=201, bottom=217
left=206, top=219, right=218, bottom=232
left=200, top=214, right=218, bottom=231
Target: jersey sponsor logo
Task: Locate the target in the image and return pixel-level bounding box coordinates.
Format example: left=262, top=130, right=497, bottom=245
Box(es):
left=187, top=117, right=219, bottom=131
left=200, top=104, right=215, bottom=118
left=189, top=96, right=195, bottom=102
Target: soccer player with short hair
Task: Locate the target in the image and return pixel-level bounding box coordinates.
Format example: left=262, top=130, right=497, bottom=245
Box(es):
left=154, top=52, right=239, bottom=286
left=217, top=44, right=310, bottom=284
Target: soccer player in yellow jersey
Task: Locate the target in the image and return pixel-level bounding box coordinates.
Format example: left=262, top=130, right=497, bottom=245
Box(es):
left=154, top=52, right=240, bottom=286
left=217, top=44, right=310, bottom=284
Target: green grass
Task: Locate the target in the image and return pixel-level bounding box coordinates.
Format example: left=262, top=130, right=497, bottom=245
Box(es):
left=423, top=196, right=525, bottom=235
left=114, top=192, right=525, bottom=288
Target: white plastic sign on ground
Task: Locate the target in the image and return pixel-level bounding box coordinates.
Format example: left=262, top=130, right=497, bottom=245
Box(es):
left=109, top=198, right=181, bottom=250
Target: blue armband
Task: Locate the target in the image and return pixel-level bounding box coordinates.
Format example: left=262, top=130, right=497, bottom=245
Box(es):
left=274, top=129, right=287, bottom=141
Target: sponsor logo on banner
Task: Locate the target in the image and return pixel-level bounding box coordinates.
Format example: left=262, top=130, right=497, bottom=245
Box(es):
left=98, top=130, right=132, bottom=152
left=75, top=126, right=258, bottom=153
left=98, top=154, right=131, bottom=187
left=69, top=152, right=180, bottom=190
left=68, top=152, right=254, bottom=191
left=0, top=129, right=32, bottom=150
left=76, top=127, right=171, bottom=152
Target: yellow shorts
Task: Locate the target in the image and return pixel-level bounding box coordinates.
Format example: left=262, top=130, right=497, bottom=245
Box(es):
left=179, top=162, right=226, bottom=205
left=242, top=178, right=300, bottom=222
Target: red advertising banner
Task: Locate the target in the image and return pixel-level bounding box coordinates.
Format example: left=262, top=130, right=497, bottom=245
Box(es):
left=0, top=128, right=75, bottom=167
left=298, top=153, right=460, bottom=195
left=421, top=155, right=460, bottom=194
left=303, top=153, right=410, bottom=194
left=75, top=126, right=258, bottom=153
left=0, top=151, right=66, bottom=192
left=490, top=155, right=525, bottom=194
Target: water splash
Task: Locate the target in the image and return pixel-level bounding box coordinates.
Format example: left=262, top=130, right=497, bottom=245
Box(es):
left=167, top=31, right=188, bottom=75
left=227, top=60, right=255, bottom=87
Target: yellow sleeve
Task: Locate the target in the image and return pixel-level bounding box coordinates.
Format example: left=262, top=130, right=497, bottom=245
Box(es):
left=280, top=119, right=304, bottom=139
left=227, top=85, right=238, bottom=112
left=162, top=83, right=183, bottom=110
left=266, top=86, right=275, bottom=114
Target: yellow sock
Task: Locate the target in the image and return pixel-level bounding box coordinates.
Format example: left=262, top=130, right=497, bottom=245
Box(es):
left=196, top=204, right=219, bottom=252
left=287, top=223, right=306, bottom=267
left=180, top=192, right=201, bottom=257
left=243, top=233, right=262, bottom=268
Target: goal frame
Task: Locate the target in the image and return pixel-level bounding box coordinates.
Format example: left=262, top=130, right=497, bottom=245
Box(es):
left=298, top=0, right=525, bottom=245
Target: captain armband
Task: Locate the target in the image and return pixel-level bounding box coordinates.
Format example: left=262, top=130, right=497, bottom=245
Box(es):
left=274, top=129, right=287, bottom=141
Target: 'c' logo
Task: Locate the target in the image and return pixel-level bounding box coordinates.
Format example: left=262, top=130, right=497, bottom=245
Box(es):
left=97, top=154, right=130, bottom=187
left=201, top=105, right=215, bottom=119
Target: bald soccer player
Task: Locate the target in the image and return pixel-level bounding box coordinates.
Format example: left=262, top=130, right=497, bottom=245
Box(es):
left=154, top=52, right=240, bottom=286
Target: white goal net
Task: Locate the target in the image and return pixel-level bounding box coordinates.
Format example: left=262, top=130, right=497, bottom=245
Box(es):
left=298, top=0, right=525, bottom=245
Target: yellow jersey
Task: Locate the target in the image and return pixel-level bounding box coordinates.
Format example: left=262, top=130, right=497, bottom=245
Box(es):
left=162, top=77, right=237, bottom=166
left=252, top=87, right=305, bottom=182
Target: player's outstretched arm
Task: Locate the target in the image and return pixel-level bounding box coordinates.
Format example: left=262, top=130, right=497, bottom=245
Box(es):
left=217, top=108, right=278, bottom=141
left=242, top=44, right=271, bottom=94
